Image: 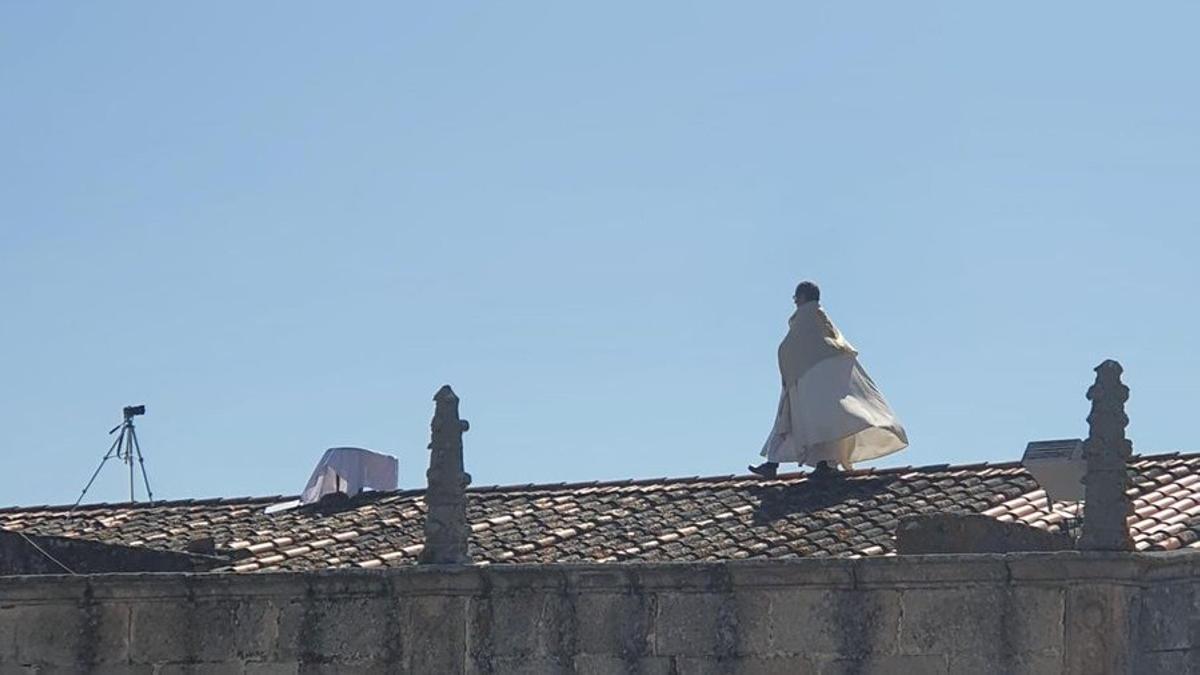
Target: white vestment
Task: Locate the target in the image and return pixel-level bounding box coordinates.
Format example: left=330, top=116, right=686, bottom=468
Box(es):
left=760, top=302, right=907, bottom=469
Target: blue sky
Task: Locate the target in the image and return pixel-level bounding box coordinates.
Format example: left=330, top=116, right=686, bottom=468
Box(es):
left=2, top=3, right=1197, bottom=506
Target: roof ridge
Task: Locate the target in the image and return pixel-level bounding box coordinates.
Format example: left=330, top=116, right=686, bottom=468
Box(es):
left=4, top=450, right=1197, bottom=513
left=1132, top=450, right=1189, bottom=462
left=0, top=494, right=295, bottom=515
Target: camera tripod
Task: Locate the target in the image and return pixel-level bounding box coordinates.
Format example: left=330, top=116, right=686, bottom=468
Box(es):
left=73, top=405, right=154, bottom=509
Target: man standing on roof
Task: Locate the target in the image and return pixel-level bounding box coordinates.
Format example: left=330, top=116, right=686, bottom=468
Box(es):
left=749, top=281, right=908, bottom=478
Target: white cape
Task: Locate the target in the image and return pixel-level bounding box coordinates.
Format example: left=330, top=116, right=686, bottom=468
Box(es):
left=760, top=303, right=907, bottom=469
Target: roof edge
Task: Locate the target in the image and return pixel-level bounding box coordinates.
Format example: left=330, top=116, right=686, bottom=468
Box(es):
left=4, top=450, right=1196, bottom=514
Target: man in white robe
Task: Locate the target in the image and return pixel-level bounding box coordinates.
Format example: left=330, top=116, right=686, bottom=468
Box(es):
left=750, top=282, right=907, bottom=478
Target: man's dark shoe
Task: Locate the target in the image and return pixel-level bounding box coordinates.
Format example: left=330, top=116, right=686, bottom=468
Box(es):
left=748, top=461, right=779, bottom=478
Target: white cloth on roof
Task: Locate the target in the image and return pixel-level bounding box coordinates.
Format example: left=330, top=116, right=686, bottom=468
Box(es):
left=300, top=447, right=399, bottom=504
left=760, top=301, right=907, bottom=469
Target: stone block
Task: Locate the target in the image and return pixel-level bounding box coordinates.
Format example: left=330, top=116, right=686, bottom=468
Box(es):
left=0, top=603, right=17, bottom=663
left=727, top=559, right=855, bottom=590
left=155, top=665, right=249, bottom=675
left=87, top=574, right=190, bottom=603
left=653, top=593, right=735, bottom=657
left=574, top=592, right=652, bottom=657
left=898, top=586, right=1004, bottom=656
left=670, top=656, right=739, bottom=675
left=856, top=555, right=1008, bottom=586
left=1007, top=586, right=1065, bottom=656
left=403, top=594, right=466, bottom=675
left=275, top=595, right=396, bottom=665
left=296, top=663, right=396, bottom=675
left=1141, top=550, right=1200, bottom=582
left=391, top=565, right=481, bottom=595
left=814, top=654, right=949, bottom=675
left=11, top=600, right=128, bottom=666
left=945, top=652, right=1065, bottom=675
left=1064, top=584, right=1137, bottom=674
left=567, top=568, right=636, bottom=593
left=484, top=566, right=567, bottom=594
left=942, top=654, right=1004, bottom=675
left=1013, top=654, right=1068, bottom=675
left=1132, top=650, right=1194, bottom=675
left=1007, top=551, right=1140, bottom=582
left=767, top=589, right=900, bottom=657
left=471, top=655, right=574, bottom=675
left=1139, top=582, right=1195, bottom=652
left=636, top=565, right=722, bottom=593
left=23, top=667, right=152, bottom=675
left=11, top=603, right=82, bottom=665
left=727, top=656, right=816, bottom=675
left=0, top=577, right=89, bottom=603
left=303, top=571, right=391, bottom=599
left=573, top=654, right=673, bottom=675
left=131, top=598, right=275, bottom=664
left=472, top=590, right=572, bottom=659
left=244, top=664, right=301, bottom=675
left=126, top=601, right=184, bottom=663
left=732, top=591, right=772, bottom=655
left=88, top=602, right=134, bottom=665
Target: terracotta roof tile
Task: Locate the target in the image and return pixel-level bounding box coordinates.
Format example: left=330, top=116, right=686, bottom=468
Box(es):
left=1134, top=503, right=1159, bottom=518
left=1132, top=518, right=1158, bottom=532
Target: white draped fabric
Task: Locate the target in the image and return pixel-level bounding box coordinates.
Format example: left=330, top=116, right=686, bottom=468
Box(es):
left=300, top=447, right=399, bottom=504
left=760, top=302, right=907, bottom=469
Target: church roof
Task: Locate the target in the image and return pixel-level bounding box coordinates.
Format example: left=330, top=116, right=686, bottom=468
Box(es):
left=2, top=452, right=1198, bottom=573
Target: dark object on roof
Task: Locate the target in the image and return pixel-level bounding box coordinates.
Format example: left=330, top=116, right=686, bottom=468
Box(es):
left=895, top=513, right=1073, bottom=555
left=185, top=536, right=217, bottom=555
left=1, top=452, right=1197, bottom=574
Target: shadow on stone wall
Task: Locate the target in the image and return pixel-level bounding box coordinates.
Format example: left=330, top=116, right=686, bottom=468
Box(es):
left=0, top=528, right=225, bottom=575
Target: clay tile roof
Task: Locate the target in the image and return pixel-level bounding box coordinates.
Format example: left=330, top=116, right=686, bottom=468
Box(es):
left=3, top=452, right=1199, bottom=572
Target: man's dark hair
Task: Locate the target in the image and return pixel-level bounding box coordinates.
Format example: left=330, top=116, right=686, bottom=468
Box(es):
left=794, top=281, right=821, bottom=303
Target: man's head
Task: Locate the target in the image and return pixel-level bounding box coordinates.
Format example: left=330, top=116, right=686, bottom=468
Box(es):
left=794, top=281, right=820, bottom=306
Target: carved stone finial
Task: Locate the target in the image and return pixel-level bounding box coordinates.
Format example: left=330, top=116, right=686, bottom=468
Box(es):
left=419, top=385, right=472, bottom=564
left=1078, top=360, right=1133, bottom=551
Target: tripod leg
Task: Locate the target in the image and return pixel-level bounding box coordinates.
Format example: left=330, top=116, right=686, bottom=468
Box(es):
left=126, top=425, right=135, bottom=502
left=129, top=426, right=154, bottom=503
left=72, top=434, right=123, bottom=510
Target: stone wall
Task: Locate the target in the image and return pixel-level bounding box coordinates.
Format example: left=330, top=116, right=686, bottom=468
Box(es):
left=1, top=551, right=1198, bottom=674
left=894, top=514, right=1073, bottom=555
